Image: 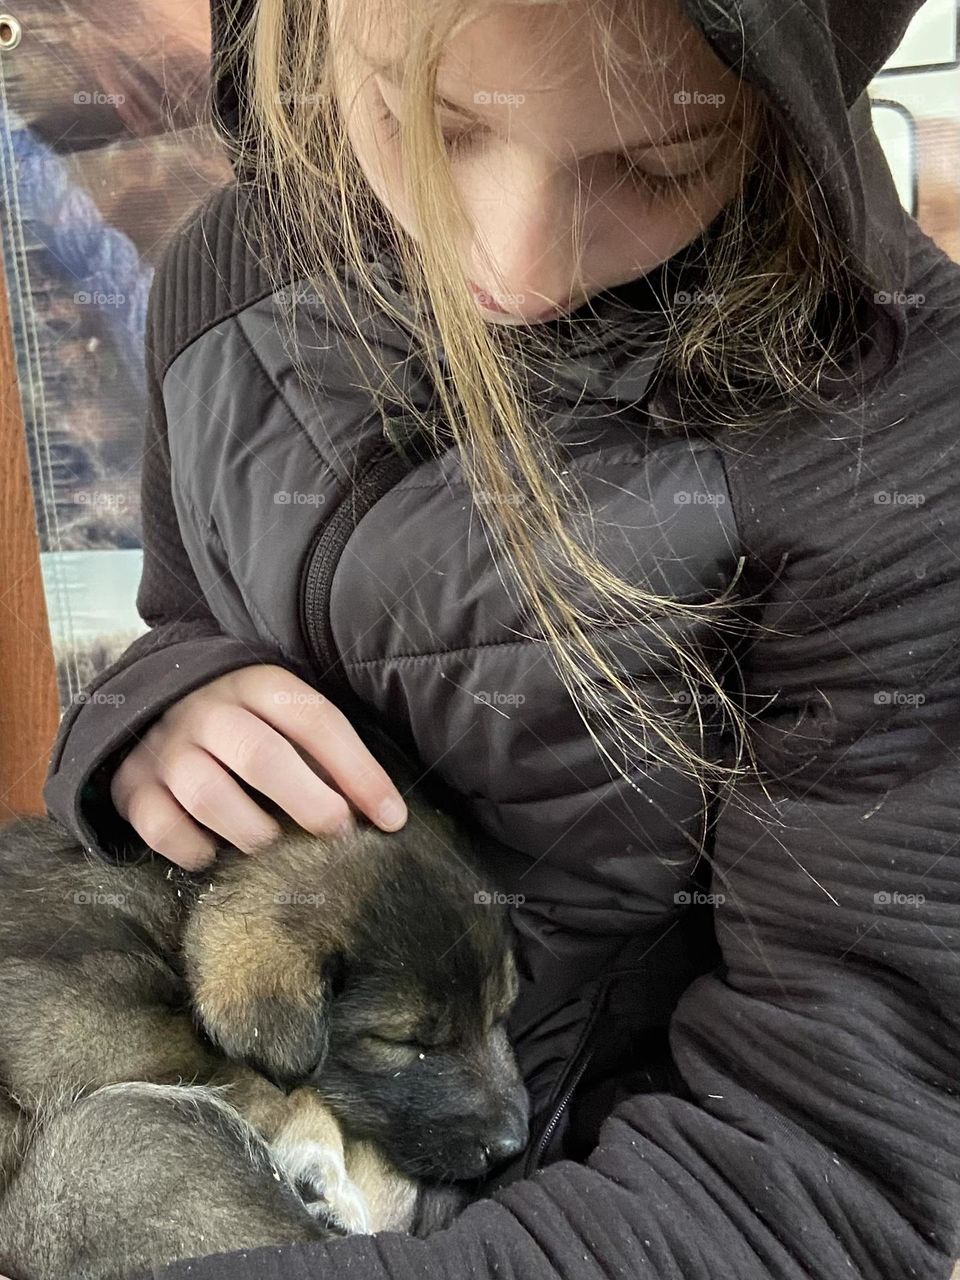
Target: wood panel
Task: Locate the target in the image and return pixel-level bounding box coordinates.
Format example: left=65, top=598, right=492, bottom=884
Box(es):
left=0, top=254, right=60, bottom=819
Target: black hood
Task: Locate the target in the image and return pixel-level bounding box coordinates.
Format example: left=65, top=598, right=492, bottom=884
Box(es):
left=210, top=0, right=922, bottom=377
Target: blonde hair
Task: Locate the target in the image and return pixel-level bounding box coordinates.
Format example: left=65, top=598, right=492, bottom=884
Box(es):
left=213, top=0, right=867, bottom=847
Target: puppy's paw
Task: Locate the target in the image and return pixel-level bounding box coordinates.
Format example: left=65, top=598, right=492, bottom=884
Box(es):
left=269, top=1088, right=373, bottom=1236
left=300, top=1156, right=374, bottom=1236
left=342, top=1137, right=420, bottom=1234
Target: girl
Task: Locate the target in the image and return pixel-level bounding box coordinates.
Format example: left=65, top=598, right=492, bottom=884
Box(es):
left=43, top=0, right=960, bottom=1276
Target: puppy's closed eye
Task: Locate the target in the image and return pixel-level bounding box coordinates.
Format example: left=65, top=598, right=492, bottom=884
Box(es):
left=357, top=1032, right=454, bottom=1070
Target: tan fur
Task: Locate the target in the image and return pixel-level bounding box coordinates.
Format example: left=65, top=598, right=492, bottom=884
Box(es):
left=188, top=906, right=326, bottom=1041
left=342, top=1136, right=420, bottom=1233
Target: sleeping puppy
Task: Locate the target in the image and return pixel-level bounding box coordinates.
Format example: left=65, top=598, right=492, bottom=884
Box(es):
left=0, top=711, right=528, bottom=1280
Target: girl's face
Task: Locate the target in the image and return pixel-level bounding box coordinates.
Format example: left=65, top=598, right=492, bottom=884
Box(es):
left=332, top=0, right=755, bottom=325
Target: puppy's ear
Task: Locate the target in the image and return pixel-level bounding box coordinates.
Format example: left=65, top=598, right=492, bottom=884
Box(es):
left=182, top=903, right=341, bottom=1087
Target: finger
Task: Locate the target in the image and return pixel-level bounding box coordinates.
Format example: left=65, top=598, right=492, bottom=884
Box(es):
left=239, top=673, right=408, bottom=831
left=192, top=704, right=357, bottom=837
left=162, top=747, right=283, bottom=855
left=122, top=782, right=219, bottom=871
left=109, top=746, right=147, bottom=820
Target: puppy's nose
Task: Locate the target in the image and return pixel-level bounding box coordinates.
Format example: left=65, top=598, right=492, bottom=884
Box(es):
left=484, top=1112, right=529, bottom=1166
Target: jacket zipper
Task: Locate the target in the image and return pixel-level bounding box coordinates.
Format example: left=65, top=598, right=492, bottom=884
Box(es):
left=531, top=1044, right=596, bottom=1171
left=523, top=977, right=611, bottom=1177
left=300, top=439, right=416, bottom=680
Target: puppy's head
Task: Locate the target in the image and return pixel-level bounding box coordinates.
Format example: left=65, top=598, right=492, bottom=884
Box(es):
left=182, top=804, right=529, bottom=1182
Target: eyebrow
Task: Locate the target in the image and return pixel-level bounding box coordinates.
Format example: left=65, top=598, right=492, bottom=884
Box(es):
left=373, top=63, right=730, bottom=152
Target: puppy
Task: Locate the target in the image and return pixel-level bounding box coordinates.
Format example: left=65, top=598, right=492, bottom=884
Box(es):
left=0, top=711, right=528, bottom=1280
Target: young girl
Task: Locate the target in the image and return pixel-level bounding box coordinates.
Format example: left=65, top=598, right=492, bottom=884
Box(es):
left=43, top=0, right=960, bottom=1276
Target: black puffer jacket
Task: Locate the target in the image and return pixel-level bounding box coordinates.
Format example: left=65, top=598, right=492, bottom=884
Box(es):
left=42, top=1, right=960, bottom=1276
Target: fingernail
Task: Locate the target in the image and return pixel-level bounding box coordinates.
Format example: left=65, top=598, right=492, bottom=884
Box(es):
left=377, top=798, right=406, bottom=829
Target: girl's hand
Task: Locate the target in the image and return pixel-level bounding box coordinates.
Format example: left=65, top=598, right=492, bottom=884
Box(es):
left=109, top=665, right=408, bottom=869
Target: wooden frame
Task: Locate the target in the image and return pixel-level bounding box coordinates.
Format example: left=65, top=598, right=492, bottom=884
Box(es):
left=0, top=254, right=60, bottom=819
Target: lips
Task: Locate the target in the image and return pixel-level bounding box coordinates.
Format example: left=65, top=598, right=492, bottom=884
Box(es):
left=467, top=280, right=510, bottom=313
left=467, top=280, right=569, bottom=321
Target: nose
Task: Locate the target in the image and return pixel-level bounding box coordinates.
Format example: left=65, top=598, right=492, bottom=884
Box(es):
left=468, top=162, right=583, bottom=321
left=483, top=1110, right=530, bottom=1168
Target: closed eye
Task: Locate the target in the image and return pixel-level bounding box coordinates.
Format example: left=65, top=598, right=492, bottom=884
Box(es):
left=365, top=1032, right=456, bottom=1052
left=372, top=79, right=737, bottom=202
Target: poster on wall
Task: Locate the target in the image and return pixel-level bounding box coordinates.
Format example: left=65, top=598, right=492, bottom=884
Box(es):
left=0, top=0, right=230, bottom=707
left=0, top=0, right=957, bottom=712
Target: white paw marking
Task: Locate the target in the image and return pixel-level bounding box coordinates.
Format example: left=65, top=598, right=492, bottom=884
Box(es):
left=271, top=1137, right=373, bottom=1235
